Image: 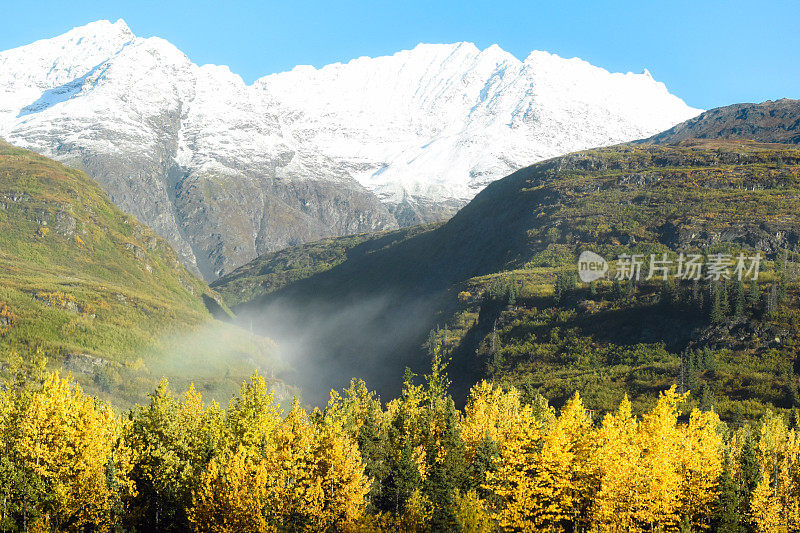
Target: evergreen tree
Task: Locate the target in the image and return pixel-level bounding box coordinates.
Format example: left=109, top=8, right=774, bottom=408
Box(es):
left=701, top=347, right=717, bottom=372
left=505, top=283, right=517, bottom=306
left=466, top=432, right=500, bottom=501
left=710, top=282, right=727, bottom=324
left=783, top=373, right=800, bottom=409
left=738, top=430, right=760, bottom=532
left=425, top=400, right=468, bottom=531
left=733, top=277, right=746, bottom=318
left=554, top=272, right=575, bottom=304
left=713, top=449, right=745, bottom=533
left=662, top=277, right=676, bottom=307
left=0, top=457, right=54, bottom=532
left=748, top=279, right=760, bottom=307
left=612, top=278, right=622, bottom=300
left=357, top=405, right=390, bottom=513
left=699, top=383, right=716, bottom=412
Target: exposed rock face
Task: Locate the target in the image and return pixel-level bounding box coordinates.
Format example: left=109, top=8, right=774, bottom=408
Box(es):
left=642, top=99, right=800, bottom=145
left=0, top=20, right=700, bottom=279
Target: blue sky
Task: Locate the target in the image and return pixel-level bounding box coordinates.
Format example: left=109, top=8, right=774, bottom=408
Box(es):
left=1, top=0, right=797, bottom=110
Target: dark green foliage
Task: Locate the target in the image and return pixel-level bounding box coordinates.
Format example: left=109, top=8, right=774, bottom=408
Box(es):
left=748, top=279, right=760, bottom=307
left=554, top=272, right=575, bottom=303
left=739, top=431, right=760, bottom=531
left=0, top=457, right=55, bottom=532
left=699, top=383, right=716, bottom=411
left=711, top=282, right=729, bottom=324
left=424, top=400, right=468, bottom=531
left=467, top=433, right=500, bottom=501
left=357, top=405, right=391, bottom=513
left=732, top=278, right=746, bottom=319
left=713, top=449, right=745, bottom=533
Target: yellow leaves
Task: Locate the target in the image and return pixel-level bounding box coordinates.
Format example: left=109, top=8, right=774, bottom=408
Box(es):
left=589, top=395, right=641, bottom=532
left=484, top=386, right=726, bottom=532
left=750, top=412, right=800, bottom=532
left=634, top=386, right=687, bottom=528
left=224, top=371, right=281, bottom=451
left=317, top=420, right=371, bottom=526
left=190, top=451, right=274, bottom=533
left=486, top=392, right=591, bottom=532
left=452, top=490, right=494, bottom=533
left=679, top=408, right=724, bottom=526
left=189, top=381, right=370, bottom=533
left=462, top=380, right=542, bottom=462
left=35, top=290, right=77, bottom=309
left=2, top=371, right=132, bottom=531
left=397, top=489, right=432, bottom=532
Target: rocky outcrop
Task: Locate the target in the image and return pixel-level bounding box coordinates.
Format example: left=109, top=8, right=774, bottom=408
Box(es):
left=641, top=99, right=800, bottom=145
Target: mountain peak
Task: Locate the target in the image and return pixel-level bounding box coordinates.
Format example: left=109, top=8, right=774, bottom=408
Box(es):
left=0, top=23, right=701, bottom=278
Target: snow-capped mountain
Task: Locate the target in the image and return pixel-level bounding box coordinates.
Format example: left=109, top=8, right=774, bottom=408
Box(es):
left=0, top=19, right=701, bottom=279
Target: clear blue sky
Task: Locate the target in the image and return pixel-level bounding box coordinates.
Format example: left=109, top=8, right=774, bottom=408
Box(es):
left=1, top=0, right=797, bottom=110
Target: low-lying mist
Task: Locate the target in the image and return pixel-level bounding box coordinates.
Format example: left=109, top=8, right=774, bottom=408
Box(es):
left=236, top=290, right=447, bottom=405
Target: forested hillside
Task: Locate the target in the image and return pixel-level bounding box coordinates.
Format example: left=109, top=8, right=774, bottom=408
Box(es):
left=217, top=138, right=800, bottom=418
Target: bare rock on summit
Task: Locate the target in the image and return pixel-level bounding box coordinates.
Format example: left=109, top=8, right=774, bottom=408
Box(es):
left=641, top=99, right=800, bottom=145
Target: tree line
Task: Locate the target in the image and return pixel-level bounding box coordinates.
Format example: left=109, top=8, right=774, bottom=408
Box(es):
left=0, top=354, right=798, bottom=532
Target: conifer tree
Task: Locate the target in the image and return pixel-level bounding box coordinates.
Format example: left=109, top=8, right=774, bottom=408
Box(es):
left=748, top=279, right=760, bottom=307
left=714, top=449, right=745, bottom=533
left=733, top=277, right=746, bottom=318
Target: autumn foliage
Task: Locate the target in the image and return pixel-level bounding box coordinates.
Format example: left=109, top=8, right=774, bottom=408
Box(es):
left=0, top=366, right=799, bottom=532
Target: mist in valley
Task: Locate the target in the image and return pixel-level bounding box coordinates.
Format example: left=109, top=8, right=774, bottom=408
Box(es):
left=234, top=290, right=447, bottom=406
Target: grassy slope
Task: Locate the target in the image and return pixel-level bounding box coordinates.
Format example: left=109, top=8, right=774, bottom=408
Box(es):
left=0, top=140, right=283, bottom=408
left=217, top=140, right=800, bottom=417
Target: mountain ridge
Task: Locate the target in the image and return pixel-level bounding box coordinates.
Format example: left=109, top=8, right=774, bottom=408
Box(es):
left=1, top=20, right=699, bottom=279
left=640, top=98, right=800, bottom=145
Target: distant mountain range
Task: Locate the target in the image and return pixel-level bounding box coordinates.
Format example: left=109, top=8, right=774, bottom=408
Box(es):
left=0, top=19, right=699, bottom=279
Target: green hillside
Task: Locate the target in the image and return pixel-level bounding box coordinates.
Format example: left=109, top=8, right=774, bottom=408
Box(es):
left=211, top=223, right=439, bottom=306
left=218, top=139, right=800, bottom=418
left=0, top=140, right=283, bottom=407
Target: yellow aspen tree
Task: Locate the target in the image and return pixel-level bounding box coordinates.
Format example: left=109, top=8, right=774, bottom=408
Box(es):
left=462, top=380, right=549, bottom=462
left=397, top=488, right=432, bottom=532
left=315, top=417, right=371, bottom=527
left=486, top=392, right=590, bottom=532
left=263, top=399, right=326, bottom=530
left=634, top=386, right=686, bottom=529
left=589, top=395, right=644, bottom=533
left=325, top=378, right=384, bottom=439
left=750, top=412, right=799, bottom=532
left=224, top=371, right=282, bottom=452
left=678, top=408, right=724, bottom=529
left=11, top=372, right=132, bottom=531
left=484, top=410, right=540, bottom=532
left=452, top=489, right=494, bottom=533
left=190, top=449, right=273, bottom=533
left=127, top=379, right=224, bottom=531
